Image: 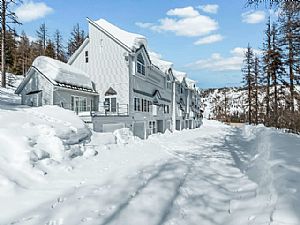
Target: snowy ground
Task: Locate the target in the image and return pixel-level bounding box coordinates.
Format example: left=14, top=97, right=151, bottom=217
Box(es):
left=1, top=85, right=300, bottom=225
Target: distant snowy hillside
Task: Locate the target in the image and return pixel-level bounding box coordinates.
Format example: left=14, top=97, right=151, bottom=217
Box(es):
left=201, top=87, right=248, bottom=120
left=201, top=86, right=300, bottom=122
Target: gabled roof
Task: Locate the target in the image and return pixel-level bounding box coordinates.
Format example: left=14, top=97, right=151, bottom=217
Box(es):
left=68, top=38, right=90, bottom=65
left=16, top=56, right=97, bottom=94
left=173, top=69, right=187, bottom=83
left=186, top=78, right=197, bottom=89
left=105, top=87, right=117, bottom=96
left=90, top=18, right=147, bottom=51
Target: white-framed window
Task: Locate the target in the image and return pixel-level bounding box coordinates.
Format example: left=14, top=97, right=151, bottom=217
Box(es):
left=134, top=98, right=151, bottom=112
left=104, top=97, right=117, bottom=112
left=149, top=121, right=156, bottom=134
left=137, top=53, right=145, bottom=75
left=71, top=95, right=87, bottom=112
left=167, top=82, right=172, bottom=89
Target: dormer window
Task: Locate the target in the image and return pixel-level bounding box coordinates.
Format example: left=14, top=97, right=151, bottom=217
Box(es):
left=137, top=53, right=145, bottom=75
left=166, top=75, right=172, bottom=89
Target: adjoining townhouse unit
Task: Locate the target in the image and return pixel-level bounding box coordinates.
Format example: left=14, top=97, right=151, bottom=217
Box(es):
left=172, top=70, right=203, bottom=130
left=16, top=56, right=99, bottom=113
left=68, top=18, right=202, bottom=138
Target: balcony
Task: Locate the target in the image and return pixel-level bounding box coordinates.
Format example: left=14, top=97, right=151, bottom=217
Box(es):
left=94, top=103, right=129, bottom=116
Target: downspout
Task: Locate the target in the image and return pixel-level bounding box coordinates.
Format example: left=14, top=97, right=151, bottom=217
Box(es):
left=128, top=52, right=135, bottom=132
left=172, top=80, right=176, bottom=132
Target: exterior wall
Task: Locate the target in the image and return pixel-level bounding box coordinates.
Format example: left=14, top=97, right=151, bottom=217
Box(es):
left=20, top=70, right=53, bottom=106
left=130, top=49, right=172, bottom=135
left=69, top=19, right=202, bottom=136
left=93, top=116, right=132, bottom=132
left=53, top=87, right=99, bottom=112
left=69, top=22, right=130, bottom=113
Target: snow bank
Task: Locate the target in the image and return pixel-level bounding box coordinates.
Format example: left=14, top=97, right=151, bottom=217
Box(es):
left=32, top=56, right=94, bottom=90
left=113, top=128, right=140, bottom=145
left=0, top=87, right=92, bottom=197
left=95, top=19, right=147, bottom=50
left=228, top=124, right=300, bottom=225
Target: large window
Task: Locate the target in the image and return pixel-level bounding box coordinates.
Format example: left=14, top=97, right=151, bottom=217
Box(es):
left=104, top=97, right=117, bottom=112
left=71, top=96, right=87, bottom=112
left=137, top=53, right=145, bottom=75
left=134, top=98, right=151, bottom=112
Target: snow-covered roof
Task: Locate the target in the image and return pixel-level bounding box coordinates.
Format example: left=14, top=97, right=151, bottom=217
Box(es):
left=186, top=78, right=197, bottom=89
left=148, top=52, right=173, bottom=73
left=94, top=19, right=147, bottom=50
left=32, top=56, right=94, bottom=90
left=173, top=70, right=187, bottom=83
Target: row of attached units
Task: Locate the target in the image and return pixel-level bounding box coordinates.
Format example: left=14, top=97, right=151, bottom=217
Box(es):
left=15, top=18, right=203, bottom=139
left=68, top=18, right=203, bottom=138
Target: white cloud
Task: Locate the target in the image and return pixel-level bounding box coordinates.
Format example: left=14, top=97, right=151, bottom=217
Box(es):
left=230, top=47, right=262, bottom=57
left=198, top=4, right=219, bottom=14
left=166, top=6, right=199, bottom=18
left=194, top=34, right=224, bottom=45
left=242, top=10, right=265, bottom=24
left=187, top=47, right=262, bottom=72
left=15, top=1, right=53, bottom=23
left=137, top=6, right=218, bottom=38
left=135, top=22, right=154, bottom=29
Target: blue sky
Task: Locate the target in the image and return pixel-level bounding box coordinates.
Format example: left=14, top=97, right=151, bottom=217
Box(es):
left=14, top=0, right=274, bottom=88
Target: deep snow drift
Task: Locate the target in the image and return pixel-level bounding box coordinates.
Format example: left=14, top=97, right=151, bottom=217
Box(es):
left=0, top=84, right=300, bottom=225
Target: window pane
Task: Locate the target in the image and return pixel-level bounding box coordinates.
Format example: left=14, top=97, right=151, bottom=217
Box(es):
left=137, top=63, right=141, bottom=74
left=142, top=65, right=145, bottom=75
left=71, top=96, right=74, bottom=110
left=111, top=98, right=117, bottom=112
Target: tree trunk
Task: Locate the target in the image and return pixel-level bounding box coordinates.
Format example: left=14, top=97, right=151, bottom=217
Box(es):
left=266, top=73, right=270, bottom=124
left=1, top=0, right=6, bottom=88
left=274, top=74, right=278, bottom=127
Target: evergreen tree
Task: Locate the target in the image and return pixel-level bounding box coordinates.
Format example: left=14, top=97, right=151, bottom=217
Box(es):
left=269, top=23, right=286, bottom=127
left=0, top=0, right=22, bottom=87
left=53, top=29, right=66, bottom=62
left=45, top=40, right=55, bottom=58
left=242, top=44, right=255, bottom=124
left=14, top=31, right=31, bottom=75
left=67, top=23, right=85, bottom=57
left=2, top=31, right=17, bottom=72
left=262, top=18, right=272, bottom=125
left=279, top=1, right=300, bottom=119
left=36, top=23, right=48, bottom=55
left=253, top=56, right=261, bottom=125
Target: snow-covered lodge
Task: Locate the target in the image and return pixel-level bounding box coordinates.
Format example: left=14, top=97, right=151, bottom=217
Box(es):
left=15, top=56, right=99, bottom=112
left=16, top=18, right=202, bottom=139
left=68, top=18, right=202, bottom=138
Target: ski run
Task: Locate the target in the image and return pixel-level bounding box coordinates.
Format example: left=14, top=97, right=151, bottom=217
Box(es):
left=0, top=85, right=299, bottom=225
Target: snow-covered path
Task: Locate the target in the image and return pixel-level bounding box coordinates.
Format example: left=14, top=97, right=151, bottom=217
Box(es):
left=2, top=120, right=300, bottom=225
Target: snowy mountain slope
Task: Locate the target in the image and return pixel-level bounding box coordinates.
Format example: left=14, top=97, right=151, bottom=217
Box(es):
left=201, top=86, right=300, bottom=121
left=201, top=87, right=248, bottom=120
